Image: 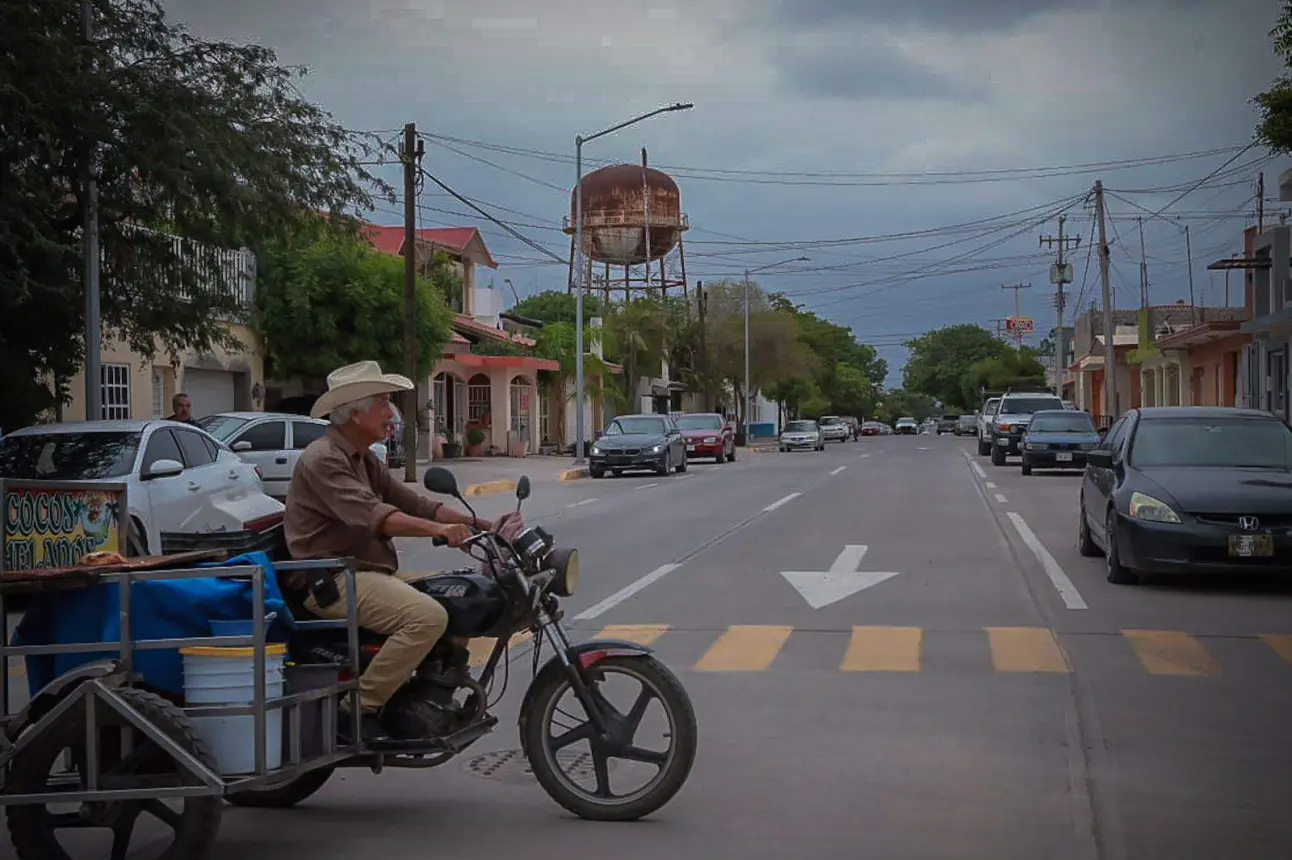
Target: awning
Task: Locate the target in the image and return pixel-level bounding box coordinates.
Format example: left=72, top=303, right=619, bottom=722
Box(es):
left=1154, top=319, right=1247, bottom=350
left=443, top=353, right=559, bottom=372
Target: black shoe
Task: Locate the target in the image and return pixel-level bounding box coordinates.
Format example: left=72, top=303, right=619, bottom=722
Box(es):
left=337, top=709, right=389, bottom=746
left=378, top=701, right=455, bottom=740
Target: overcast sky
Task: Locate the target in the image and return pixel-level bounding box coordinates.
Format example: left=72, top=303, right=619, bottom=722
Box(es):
left=166, top=0, right=1286, bottom=385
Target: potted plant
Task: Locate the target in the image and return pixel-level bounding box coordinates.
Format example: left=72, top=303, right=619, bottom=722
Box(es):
left=441, top=430, right=461, bottom=459
left=465, top=426, right=487, bottom=457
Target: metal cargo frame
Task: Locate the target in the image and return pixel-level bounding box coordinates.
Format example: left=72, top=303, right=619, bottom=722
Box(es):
left=0, top=557, right=364, bottom=805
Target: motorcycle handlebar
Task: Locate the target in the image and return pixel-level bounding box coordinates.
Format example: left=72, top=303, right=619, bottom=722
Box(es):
left=431, top=528, right=488, bottom=549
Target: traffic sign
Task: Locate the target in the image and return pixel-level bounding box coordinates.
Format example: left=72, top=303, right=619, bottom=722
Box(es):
left=1006, top=316, right=1034, bottom=334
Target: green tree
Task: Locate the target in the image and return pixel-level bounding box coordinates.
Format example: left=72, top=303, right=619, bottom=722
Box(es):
left=874, top=390, right=937, bottom=423
left=959, top=348, right=1049, bottom=406
left=767, top=294, right=887, bottom=414
left=603, top=296, right=674, bottom=408
left=510, top=290, right=604, bottom=326
left=533, top=321, right=615, bottom=445
left=1254, top=1, right=1292, bottom=152
left=902, top=324, right=1010, bottom=409
left=0, top=0, right=383, bottom=430
left=255, top=230, right=453, bottom=380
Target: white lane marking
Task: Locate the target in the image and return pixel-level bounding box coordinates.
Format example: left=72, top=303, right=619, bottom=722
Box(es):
left=970, top=461, right=988, bottom=479
left=567, top=498, right=599, bottom=508
left=573, top=563, right=680, bottom=621
left=985, top=481, right=997, bottom=489
left=637, top=482, right=659, bottom=490
left=762, top=492, right=801, bottom=513
left=994, top=493, right=1008, bottom=504
left=857, top=453, right=871, bottom=459
left=918, top=446, right=929, bottom=450
left=1006, top=512, right=1089, bottom=610
left=830, top=465, right=847, bottom=476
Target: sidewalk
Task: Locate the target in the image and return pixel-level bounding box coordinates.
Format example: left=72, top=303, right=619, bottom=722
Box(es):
left=413, top=455, right=589, bottom=497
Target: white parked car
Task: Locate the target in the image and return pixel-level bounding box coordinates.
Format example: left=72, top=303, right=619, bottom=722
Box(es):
left=198, top=412, right=393, bottom=500
left=0, top=420, right=285, bottom=557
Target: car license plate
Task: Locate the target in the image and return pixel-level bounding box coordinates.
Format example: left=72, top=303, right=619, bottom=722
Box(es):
left=1229, top=533, right=1274, bottom=558
left=997, top=437, right=1009, bottom=446
left=686, top=444, right=696, bottom=451
left=1056, top=452, right=1073, bottom=462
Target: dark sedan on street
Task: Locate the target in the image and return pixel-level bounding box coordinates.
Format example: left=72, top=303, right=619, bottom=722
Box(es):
left=589, top=414, right=687, bottom=478
left=1078, top=406, right=1292, bottom=584
left=1021, top=410, right=1101, bottom=475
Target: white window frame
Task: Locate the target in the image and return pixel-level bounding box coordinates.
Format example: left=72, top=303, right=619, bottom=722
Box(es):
left=101, top=363, right=131, bottom=420
left=151, top=367, right=165, bottom=418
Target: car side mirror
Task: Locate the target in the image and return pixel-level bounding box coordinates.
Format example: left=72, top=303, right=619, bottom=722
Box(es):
left=142, top=458, right=184, bottom=480
left=230, top=440, right=252, bottom=452
left=423, top=466, right=460, bottom=498
left=1085, top=450, right=1113, bottom=469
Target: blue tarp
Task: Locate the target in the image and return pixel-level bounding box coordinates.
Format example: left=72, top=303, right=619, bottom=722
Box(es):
left=10, top=551, right=295, bottom=698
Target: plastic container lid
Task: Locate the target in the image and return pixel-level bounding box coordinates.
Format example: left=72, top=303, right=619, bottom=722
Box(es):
left=180, top=644, right=288, bottom=658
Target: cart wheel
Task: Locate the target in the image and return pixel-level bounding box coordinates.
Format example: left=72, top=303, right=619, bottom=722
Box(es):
left=6, top=687, right=223, bottom=860
left=224, top=767, right=334, bottom=808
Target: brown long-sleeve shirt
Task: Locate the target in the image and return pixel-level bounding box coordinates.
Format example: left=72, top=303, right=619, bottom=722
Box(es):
left=284, top=427, right=441, bottom=574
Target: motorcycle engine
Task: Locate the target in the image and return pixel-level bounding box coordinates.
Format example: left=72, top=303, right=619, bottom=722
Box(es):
left=414, top=640, right=470, bottom=706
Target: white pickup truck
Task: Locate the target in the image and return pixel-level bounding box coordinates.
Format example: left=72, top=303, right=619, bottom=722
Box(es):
left=976, top=397, right=1002, bottom=456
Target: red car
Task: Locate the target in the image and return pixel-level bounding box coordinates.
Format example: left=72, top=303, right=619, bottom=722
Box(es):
left=675, top=412, right=736, bottom=463
left=860, top=422, right=883, bottom=436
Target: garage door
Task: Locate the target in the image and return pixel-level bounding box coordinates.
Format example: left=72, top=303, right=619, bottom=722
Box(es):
left=181, top=369, right=236, bottom=418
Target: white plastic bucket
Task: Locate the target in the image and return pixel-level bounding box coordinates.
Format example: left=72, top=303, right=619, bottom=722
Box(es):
left=180, top=644, right=287, bottom=775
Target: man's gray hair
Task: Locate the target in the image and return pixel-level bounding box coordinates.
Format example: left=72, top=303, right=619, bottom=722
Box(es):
left=329, top=395, right=378, bottom=427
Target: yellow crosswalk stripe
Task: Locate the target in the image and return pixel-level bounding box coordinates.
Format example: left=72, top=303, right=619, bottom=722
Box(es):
left=694, top=625, right=792, bottom=672
left=596, top=624, right=670, bottom=646
left=467, top=631, right=532, bottom=667
left=1122, top=630, right=1221, bottom=676
left=1260, top=634, right=1292, bottom=664
left=987, top=627, right=1071, bottom=673
left=840, top=626, right=922, bottom=672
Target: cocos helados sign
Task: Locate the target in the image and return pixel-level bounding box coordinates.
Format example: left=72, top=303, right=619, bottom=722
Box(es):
left=2, top=482, right=125, bottom=571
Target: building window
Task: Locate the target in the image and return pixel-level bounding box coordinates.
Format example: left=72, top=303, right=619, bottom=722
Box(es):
left=101, top=364, right=131, bottom=420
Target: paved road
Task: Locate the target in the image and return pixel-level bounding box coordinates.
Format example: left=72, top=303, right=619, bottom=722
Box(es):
left=15, top=436, right=1292, bottom=859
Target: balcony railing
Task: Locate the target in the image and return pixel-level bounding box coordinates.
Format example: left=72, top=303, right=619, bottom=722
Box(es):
left=97, top=224, right=256, bottom=312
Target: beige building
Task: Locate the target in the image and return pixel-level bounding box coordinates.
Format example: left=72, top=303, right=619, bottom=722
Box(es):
left=58, top=245, right=265, bottom=422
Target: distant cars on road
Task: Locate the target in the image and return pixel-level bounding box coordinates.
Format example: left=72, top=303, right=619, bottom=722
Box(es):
left=817, top=415, right=852, bottom=443
left=986, top=392, right=1066, bottom=465
left=675, top=412, right=736, bottom=463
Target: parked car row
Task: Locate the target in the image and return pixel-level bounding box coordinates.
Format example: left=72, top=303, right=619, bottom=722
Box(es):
left=965, top=390, right=1292, bottom=583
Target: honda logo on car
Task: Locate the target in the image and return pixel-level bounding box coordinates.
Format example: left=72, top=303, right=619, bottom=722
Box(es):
left=1237, top=516, right=1260, bottom=531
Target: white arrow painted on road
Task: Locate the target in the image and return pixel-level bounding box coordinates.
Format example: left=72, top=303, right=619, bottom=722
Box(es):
left=780, top=545, right=900, bottom=609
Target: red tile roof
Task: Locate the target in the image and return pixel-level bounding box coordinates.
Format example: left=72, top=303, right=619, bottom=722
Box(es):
left=452, top=313, right=536, bottom=348
left=362, top=225, right=498, bottom=268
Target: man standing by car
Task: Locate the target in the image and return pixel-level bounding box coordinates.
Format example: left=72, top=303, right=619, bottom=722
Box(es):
left=166, top=392, right=199, bottom=425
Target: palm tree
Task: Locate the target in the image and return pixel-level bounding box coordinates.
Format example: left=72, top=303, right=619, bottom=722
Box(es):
left=534, top=321, right=618, bottom=446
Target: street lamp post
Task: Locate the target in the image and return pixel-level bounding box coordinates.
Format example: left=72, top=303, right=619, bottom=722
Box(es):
left=743, top=256, right=809, bottom=440
left=573, top=102, right=694, bottom=463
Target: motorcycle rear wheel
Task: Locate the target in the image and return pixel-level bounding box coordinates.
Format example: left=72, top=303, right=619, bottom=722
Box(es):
left=521, top=654, right=697, bottom=822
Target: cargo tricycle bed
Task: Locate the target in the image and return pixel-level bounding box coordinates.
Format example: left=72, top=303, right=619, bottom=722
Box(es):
left=1, top=496, right=366, bottom=860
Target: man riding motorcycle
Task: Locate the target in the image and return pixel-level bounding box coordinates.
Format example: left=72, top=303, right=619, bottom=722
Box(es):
left=283, top=360, right=521, bottom=743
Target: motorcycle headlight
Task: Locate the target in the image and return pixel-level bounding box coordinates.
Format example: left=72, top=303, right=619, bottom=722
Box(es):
left=545, top=547, right=579, bottom=597
left=1128, top=491, right=1181, bottom=524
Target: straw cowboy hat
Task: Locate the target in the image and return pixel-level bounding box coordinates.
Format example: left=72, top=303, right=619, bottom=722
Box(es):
left=310, top=360, right=414, bottom=419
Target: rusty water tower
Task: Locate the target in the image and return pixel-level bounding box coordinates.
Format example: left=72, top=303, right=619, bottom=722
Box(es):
left=564, top=148, right=690, bottom=301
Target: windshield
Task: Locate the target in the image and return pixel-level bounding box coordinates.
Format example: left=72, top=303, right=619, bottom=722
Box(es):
left=1029, top=412, right=1097, bottom=433
left=195, top=414, right=252, bottom=441
left=0, top=432, right=141, bottom=480
left=897, top=417, right=916, bottom=425
left=784, top=421, right=816, bottom=432
left=606, top=417, right=667, bottom=436
left=1000, top=397, right=1063, bottom=415
left=818, top=416, right=842, bottom=425
left=675, top=414, right=723, bottom=431
left=1131, top=417, right=1292, bottom=469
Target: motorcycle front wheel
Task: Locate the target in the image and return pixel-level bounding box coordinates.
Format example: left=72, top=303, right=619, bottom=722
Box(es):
left=521, top=654, right=697, bottom=821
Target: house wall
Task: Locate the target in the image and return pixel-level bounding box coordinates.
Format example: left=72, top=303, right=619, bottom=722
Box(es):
left=1186, top=336, right=1248, bottom=407
left=59, top=323, right=265, bottom=422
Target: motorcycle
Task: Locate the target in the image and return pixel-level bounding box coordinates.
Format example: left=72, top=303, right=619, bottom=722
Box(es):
left=231, top=467, right=698, bottom=822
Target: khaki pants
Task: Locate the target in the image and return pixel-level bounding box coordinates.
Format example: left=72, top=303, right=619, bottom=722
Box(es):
left=304, top=570, right=448, bottom=713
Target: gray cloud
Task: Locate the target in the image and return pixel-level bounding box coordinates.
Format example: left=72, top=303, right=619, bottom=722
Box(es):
left=763, top=0, right=1082, bottom=34
left=766, top=41, right=989, bottom=101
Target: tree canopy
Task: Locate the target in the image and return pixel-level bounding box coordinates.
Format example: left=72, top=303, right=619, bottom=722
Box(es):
left=901, top=323, right=1051, bottom=410
left=1254, top=1, right=1292, bottom=153
left=255, top=228, right=453, bottom=381
left=1, top=0, right=384, bottom=430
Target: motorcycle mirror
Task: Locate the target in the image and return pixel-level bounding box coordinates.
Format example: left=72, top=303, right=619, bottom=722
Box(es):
left=516, top=475, right=531, bottom=503
left=423, top=466, right=460, bottom=498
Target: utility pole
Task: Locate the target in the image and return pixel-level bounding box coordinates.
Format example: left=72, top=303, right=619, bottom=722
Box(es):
left=1040, top=215, right=1080, bottom=397
left=82, top=0, right=103, bottom=420
left=1184, top=224, right=1196, bottom=324
left=1094, top=181, right=1117, bottom=419
left=1001, top=283, right=1032, bottom=352
left=696, top=281, right=710, bottom=411
left=400, top=123, right=423, bottom=483
left=1258, top=171, right=1265, bottom=232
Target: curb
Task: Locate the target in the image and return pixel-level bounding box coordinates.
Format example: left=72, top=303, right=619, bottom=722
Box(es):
left=746, top=446, right=778, bottom=455
left=463, top=479, right=517, bottom=497
left=558, top=467, right=590, bottom=482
